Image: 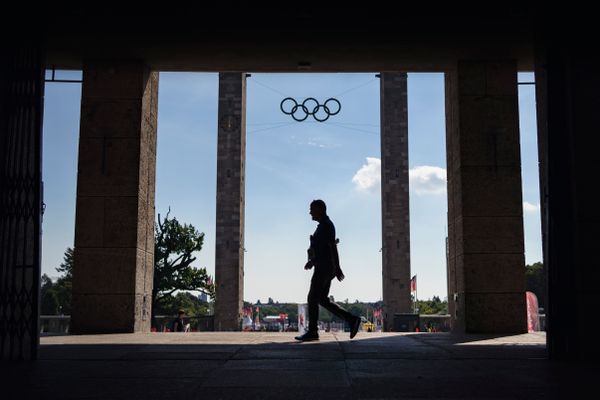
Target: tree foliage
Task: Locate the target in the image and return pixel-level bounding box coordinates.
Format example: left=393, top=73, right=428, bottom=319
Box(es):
left=526, top=262, right=546, bottom=308
left=40, top=247, right=73, bottom=315
left=154, top=292, right=210, bottom=316
left=152, top=209, right=214, bottom=318
left=415, top=296, right=448, bottom=315
left=55, top=247, right=74, bottom=280
left=40, top=274, right=60, bottom=315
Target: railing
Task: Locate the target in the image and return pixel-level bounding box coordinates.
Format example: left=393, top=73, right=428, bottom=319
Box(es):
left=39, top=314, right=546, bottom=334
left=40, top=316, right=70, bottom=335
left=39, top=315, right=215, bottom=334
left=418, top=314, right=451, bottom=332
left=151, top=315, right=214, bottom=332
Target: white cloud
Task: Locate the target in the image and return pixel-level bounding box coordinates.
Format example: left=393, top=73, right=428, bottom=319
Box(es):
left=352, top=160, right=448, bottom=195
left=307, top=140, right=326, bottom=148
left=352, top=157, right=381, bottom=193
left=523, top=201, right=540, bottom=213
left=409, top=166, right=447, bottom=195
left=297, top=137, right=339, bottom=149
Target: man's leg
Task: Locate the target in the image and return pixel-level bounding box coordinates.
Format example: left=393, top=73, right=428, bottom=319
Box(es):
left=319, top=279, right=361, bottom=338
left=318, top=279, right=357, bottom=324
left=307, top=275, right=327, bottom=333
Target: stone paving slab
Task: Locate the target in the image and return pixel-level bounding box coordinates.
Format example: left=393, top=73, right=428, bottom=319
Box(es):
left=232, top=348, right=344, bottom=360
left=203, top=368, right=351, bottom=388
left=222, top=359, right=346, bottom=370
left=124, top=350, right=235, bottom=360
left=3, top=331, right=597, bottom=399
left=198, top=387, right=354, bottom=400
left=25, top=377, right=203, bottom=400
left=20, top=359, right=224, bottom=379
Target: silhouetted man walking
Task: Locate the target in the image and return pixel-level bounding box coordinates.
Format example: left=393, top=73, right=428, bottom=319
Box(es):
left=295, top=199, right=361, bottom=341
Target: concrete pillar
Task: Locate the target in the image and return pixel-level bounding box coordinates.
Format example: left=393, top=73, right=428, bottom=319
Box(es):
left=71, top=60, right=158, bottom=334
left=536, top=45, right=600, bottom=360
left=380, top=72, right=411, bottom=331
left=214, top=72, right=246, bottom=331
left=445, top=60, right=526, bottom=333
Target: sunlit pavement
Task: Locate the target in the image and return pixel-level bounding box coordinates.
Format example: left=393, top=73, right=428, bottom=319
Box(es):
left=1, top=331, right=597, bottom=399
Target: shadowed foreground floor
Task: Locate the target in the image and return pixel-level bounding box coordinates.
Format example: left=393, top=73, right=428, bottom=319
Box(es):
left=1, top=331, right=597, bottom=399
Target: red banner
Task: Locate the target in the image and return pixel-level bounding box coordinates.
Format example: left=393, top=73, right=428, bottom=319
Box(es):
left=526, top=291, right=539, bottom=332
left=410, top=275, right=417, bottom=293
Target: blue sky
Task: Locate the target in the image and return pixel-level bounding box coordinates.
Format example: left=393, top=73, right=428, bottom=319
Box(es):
left=41, top=70, right=541, bottom=303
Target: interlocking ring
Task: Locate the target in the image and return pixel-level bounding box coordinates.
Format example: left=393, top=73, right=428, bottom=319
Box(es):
left=280, top=97, right=341, bottom=122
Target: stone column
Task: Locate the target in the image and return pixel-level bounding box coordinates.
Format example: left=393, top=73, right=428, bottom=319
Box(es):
left=214, top=72, right=246, bottom=331
left=380, top=72, right=411, bottom=331
left=445, top=60, right=526, bottom=333
left=71, top=60, right=157, bottom=334
left=536, top=45, right=600, bottom=360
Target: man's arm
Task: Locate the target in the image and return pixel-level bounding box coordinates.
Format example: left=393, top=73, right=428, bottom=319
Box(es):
left=331, top=239, right=345, bottom=281
left=305, top=234, right=315, bottom=270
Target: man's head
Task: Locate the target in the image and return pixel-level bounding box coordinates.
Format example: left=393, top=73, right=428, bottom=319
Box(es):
left=309, top=199, right=327, bottom=222
left=178, top=310, right=185, bottom=317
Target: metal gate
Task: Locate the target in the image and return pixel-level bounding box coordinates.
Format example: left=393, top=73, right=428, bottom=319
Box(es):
left=0, top=42, right=44, bottom=360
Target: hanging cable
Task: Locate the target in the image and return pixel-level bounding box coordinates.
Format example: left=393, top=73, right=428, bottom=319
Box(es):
left=332, top=77, right=378, bottom=98
left=247, top=122, right=296, bottom=134
left=248, top=77, right=289, bottom=97
left=325, top=121, right=379, bottom=135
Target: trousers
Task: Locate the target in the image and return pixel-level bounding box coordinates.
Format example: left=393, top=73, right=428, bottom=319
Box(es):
left=307, top=273, right=355, bottom=333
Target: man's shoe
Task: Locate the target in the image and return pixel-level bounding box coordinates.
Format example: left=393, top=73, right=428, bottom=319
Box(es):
left=295, top=332, right=319, bottom=341
left=350, top=317, right=361, bottom=339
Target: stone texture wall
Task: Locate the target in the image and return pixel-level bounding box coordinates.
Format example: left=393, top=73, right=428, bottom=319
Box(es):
left=214, top=73, right=246, bottom=331
left=445, top=60, right=526, bottom=333
left=536, top=48, right=600, bottom=359
left=71, top=61, right=157, bottom=333
left=380, top=72, right=412, bottom=330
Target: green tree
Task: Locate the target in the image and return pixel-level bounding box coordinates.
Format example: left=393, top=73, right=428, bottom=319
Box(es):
left=56, top=247, right=74, bottom=280
left=55, top=247, right=73, bottom=314
left=415, top=296, right=448, bottom=314
left=153, top=210, right=214, bottom=321
left=526, top=262, right=546, bottom=308
left=156, top=292, right=210, bottom=316
left=40, top=274, right=59, bottom=315
left=40, top=247, right=74, bottom=315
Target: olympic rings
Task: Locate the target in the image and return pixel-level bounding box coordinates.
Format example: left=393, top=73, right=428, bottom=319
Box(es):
left=280, top=97, right=341, bottom=122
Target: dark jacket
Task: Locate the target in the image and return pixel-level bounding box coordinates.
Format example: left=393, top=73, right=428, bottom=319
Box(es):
left=172, top=317, right=185, bottom=332
left=308, top=216, right=336, bottom=279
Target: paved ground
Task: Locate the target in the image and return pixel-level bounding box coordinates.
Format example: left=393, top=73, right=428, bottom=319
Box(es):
left=1, top=331, right=597, bottom=399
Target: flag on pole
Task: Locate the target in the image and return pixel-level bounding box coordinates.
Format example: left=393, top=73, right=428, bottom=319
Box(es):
left=410, top=275, right=417, bottom=293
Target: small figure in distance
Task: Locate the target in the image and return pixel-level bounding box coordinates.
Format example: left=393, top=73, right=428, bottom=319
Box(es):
left=172, top=309, right=186, bottom=332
